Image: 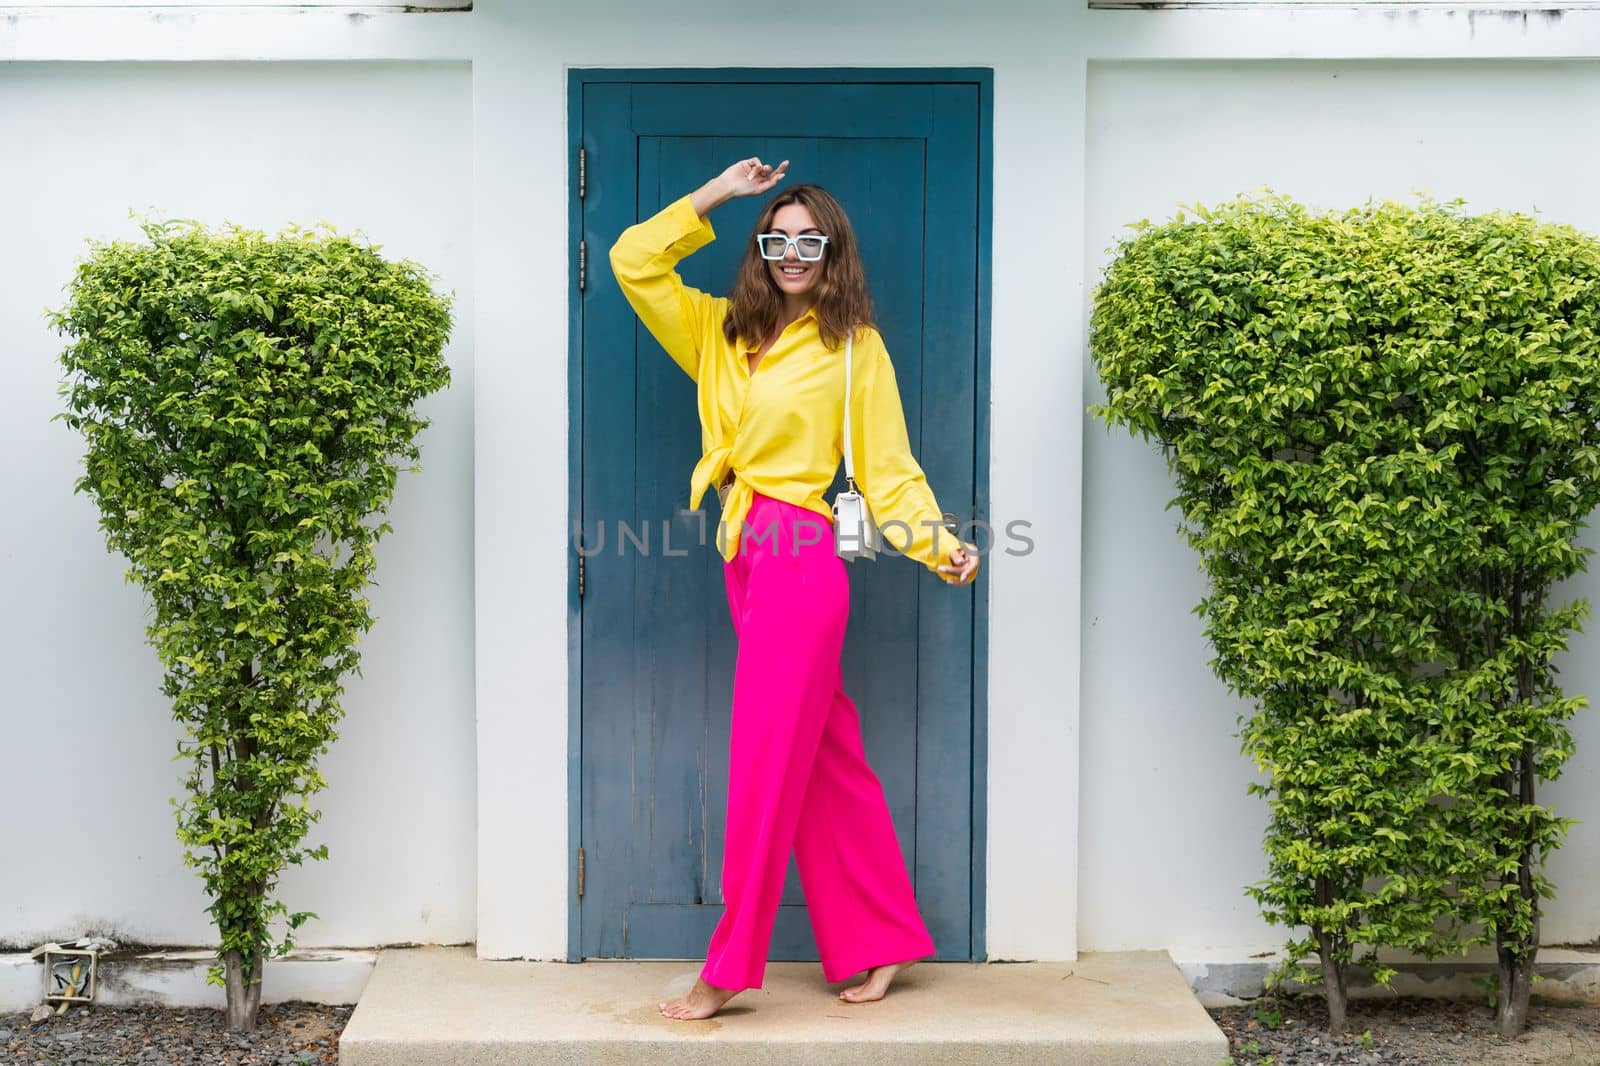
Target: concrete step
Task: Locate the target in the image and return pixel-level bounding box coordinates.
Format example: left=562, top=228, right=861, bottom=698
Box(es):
left=338, top=945, right=1227, bottom=1065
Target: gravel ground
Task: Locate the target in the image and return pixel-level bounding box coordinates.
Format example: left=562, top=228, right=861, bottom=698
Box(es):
left=0, top=1002, right=351, bottom=1066
left=1212, top=995, right=1600, bottom=1065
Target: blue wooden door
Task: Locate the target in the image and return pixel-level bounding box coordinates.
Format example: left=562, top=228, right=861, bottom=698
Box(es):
left=576, top=74, right=982, bottom=963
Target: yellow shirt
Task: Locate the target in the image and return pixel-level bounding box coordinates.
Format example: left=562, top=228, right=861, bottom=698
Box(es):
left=608, top=193, right=965, bottom=574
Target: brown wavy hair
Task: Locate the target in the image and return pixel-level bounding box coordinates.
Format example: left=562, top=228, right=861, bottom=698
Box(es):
left=722, top=183, right=876, bottom=352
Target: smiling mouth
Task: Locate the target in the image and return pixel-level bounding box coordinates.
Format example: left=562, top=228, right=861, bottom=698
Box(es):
left=780, top=266, right=809, bottom=278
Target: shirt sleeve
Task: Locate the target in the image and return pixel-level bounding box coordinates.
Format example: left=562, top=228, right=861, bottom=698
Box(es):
left=849, top=330, right=968, bottom=575
left=607, top=193, right=721, bottom=382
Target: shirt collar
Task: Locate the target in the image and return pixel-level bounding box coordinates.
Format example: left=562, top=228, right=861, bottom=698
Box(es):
left=741, top=304, right=820, bottom=352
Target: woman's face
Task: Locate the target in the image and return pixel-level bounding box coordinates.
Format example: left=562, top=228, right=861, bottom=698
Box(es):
left=764, top=202, right=826, bottom=301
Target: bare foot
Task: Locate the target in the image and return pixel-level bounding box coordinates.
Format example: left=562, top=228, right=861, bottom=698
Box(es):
left=840, top=959, right=919, bottom=1004
left=659, top=977, right=740, bottom=1020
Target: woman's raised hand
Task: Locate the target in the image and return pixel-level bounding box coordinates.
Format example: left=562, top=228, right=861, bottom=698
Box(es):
left=691, top=157, right=789, bottom=217
left=719, top=157, right=789, bottom=198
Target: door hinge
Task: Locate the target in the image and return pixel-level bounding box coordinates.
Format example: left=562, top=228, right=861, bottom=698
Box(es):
left=578, top=238, right=587, bottom=292
left=577, top=551, right=585, bottom=598
left=576, top=846, right=586, bottom=898
left=578, top=146, right=587, bottom=199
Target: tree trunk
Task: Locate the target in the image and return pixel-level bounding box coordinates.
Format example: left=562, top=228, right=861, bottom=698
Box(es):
left=1316, top=928, right=1348, bottom=1035
left=1496, top=740, right=1540, bottom=1038
left=223, top=949, right=264, bottom=1033
left=1312, top=870, right=1349, bottom=1035
left=1496, top=945, right=1534, bottom=1038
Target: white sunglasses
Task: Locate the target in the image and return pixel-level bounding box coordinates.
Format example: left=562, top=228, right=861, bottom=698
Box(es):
left=756, top=233, right=830, bottom=262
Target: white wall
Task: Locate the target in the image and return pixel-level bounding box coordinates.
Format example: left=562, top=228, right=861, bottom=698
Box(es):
left=467, top=0, right=1087, bottom=962
left=6, top=2, right=1600, bottom=973
left=0, top=60, right=477, bottom=950
left=1081, top=59, right=1600, bottom=956
left=467, top=0, right=1600, bottom=965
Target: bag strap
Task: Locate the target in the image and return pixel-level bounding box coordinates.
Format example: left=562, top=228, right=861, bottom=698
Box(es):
left=842, top=331, right=857, bottom=490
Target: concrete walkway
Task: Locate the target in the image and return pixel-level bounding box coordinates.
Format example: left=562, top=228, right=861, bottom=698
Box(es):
left=339, top=946, right=1228, bottom=1065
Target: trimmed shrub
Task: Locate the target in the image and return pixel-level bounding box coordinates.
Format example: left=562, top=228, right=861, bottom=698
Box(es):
left=53, top=219, right=452, bottom=1031
left=1090, top=195, right=1600, bottom=1036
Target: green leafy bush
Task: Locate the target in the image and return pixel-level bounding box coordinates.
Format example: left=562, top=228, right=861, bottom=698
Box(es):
left=53, top=219, right=452, bottom=1031
left=1090, top=194, right=1600, bottom=1036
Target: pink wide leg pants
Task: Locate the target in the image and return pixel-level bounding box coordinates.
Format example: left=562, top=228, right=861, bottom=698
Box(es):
left=701, top=491, right=935, bottom=992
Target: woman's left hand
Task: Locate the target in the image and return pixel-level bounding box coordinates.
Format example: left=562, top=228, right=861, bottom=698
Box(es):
left=938, top=543, right=980, bottom=586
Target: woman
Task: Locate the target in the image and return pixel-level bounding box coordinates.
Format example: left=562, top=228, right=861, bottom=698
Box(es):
left=609, top=157, right=980, bottom=1021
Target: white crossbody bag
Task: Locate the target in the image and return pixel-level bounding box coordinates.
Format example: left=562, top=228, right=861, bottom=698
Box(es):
left=832, top=332, right=884, bottom=561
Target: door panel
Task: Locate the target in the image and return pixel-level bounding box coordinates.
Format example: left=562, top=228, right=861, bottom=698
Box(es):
left=578, top=78, right=979, bottom=963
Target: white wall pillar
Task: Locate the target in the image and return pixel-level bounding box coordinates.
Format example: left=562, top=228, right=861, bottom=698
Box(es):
left=470, top=11, right=573, bottom=960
